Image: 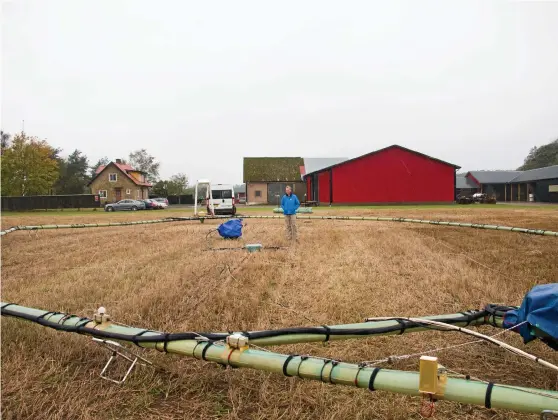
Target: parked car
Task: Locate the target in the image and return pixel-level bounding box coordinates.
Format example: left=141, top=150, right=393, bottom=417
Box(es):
left=456, top=195, right=474, bottom=204
left=472, top=193, right=497, bottom=204
left=207, top=184, right=236, bottom=215
left=105, top=199, right=146, bottom=212
left=142, top=199, right=160, bottom=210
left=152, top=197, right=169, bottom=208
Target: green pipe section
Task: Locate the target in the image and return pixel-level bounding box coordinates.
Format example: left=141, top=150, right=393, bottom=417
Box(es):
left=235, top=215, right=558, bottom=236
left=248, top=313, right=492, bottom=346
left=0, top=217, right=198, bottom=236
left=1, top=303, right=494, bottom=346
left=178, top=341, right=558, bottom=414
left=1, top=303, right=556, bottom=414
left=2, top=214, right=557, bottom=236
left=0, top=227, right=18, bottom=236
left=272, top=208, right=313, bottom=214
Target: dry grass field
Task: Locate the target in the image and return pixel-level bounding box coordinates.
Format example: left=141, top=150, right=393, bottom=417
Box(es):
left=2, top=206, right=558, bottom=419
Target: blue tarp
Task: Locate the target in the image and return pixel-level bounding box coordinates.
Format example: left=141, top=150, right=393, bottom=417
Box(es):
left=503, top=283, right=558, bottom=349
left=217, top=219, right=243, bottom=239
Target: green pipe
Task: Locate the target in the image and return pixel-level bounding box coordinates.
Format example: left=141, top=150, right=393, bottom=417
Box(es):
left=272, top=208, right=313, bottom=214
left=249, top=312, right=493, bottom=346
left=230, top=215, right=557, bottom=236
left=0, top=217, right=198, bottom=236
left=0, top=227, right=18, bottom=236
left=177, top=341, right=558, bottom=415
left=2, top=215, right=556, bottom=236
left=1, top=303, right=495, bottom=346
left=1, top=303, right=556, bottom=414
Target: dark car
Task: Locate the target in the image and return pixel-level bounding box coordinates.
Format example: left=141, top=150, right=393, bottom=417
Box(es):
left=104, top=199, right=146, bottom=212
left=142, top=199, right=160, bottom=210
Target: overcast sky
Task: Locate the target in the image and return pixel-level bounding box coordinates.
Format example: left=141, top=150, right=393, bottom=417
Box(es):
left=2, top=1, right=558, bottom=183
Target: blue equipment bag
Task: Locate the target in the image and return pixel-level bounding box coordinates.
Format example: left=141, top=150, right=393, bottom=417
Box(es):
left=503, top=283, right=558, bottom=350
left=217, top=219, right=243, bottom=239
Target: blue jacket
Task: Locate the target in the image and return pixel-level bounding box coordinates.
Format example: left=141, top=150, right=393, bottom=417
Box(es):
left=281, top=193, right=300, bottom=215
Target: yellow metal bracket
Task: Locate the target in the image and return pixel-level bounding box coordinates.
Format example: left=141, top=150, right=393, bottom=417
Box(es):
left=419, top=356, right=447, bottom=398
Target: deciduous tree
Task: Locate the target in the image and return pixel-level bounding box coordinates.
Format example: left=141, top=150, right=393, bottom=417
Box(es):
left=1, top=133, right=60, bottom=196
left=151, top=173, right=189, bottom=199
left=128, top=149, right=160, bottom=182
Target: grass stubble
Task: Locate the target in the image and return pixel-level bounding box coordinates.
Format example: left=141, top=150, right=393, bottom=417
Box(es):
left=1, top=206, right=557, bottom=419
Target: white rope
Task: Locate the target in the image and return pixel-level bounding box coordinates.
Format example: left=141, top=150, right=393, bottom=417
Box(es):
left=360, top=321, right=528, bottom=366
left=365, top=317, right=558, bottom=372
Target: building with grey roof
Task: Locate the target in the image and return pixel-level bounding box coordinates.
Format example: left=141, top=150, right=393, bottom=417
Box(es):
left=302, top=158, right=348, bottom=178
left=463, top=165, right=558, bottom=202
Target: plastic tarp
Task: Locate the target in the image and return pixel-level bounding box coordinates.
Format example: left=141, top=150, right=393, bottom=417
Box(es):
left=217, top=219, right=243, bottom=239
left=503, top=283, right=558, bottom=350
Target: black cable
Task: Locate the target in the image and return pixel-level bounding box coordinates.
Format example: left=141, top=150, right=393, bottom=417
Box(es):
left=296, top=356, right=308, bottom=379
left=192, top=341, right=203, bottom=358
left=459, top=312, right=472, bottom=327
left=282, top=354, right=297, bottom=377
left=35, top=311, right=56, bottom=322
left=57, top=314, right=74, bottom=324
left=322, top=325, right=331, bottom=342
left=483, top=304, right=517, bottom=328
left=368, top=367, right=382, bottom=391
left=163, top=333, right=171, bottom=353
left=131, top=330, right=151, bottom=347
left=0, top=306, right=495, bottom=346
left=201, top=342, right=214, bottom=361
left=395, top=319, right=406, bottom=335
left=485, top=382, right=494, bottom=408
left=319, top=360, right=330, bottom=383
left=328, top=361, right=339, bottom=384
left=75, top=318, right=91, bottom=331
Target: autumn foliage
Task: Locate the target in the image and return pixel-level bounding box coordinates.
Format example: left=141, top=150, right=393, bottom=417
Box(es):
left=0, top=133, right=59, bottom=196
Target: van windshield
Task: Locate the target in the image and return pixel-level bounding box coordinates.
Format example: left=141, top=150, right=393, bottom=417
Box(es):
left=211, top=190, right=232, bottom=199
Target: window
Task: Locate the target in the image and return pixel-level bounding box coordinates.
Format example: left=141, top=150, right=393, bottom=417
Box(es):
left=126, top=189, right=131, bottom=195
left=211, top=190, right=233, bottom=199
left=136, top=189, right=141, bottom=198
left=255, top=190, right=262, bottom=197
left=98, top=190, right=107, bottom=199
left=109, top=173, right=117, bottom=182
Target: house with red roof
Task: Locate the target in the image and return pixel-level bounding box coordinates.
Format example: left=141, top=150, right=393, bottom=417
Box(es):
left=88, top=159, right=152, bottom=203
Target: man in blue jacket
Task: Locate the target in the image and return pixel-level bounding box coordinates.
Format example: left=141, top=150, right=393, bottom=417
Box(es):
left=281, top=185, right=300, bottom=242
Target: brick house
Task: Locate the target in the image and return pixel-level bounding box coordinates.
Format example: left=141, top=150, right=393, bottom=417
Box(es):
left=243, top=157, right=305, bottom=205
left=88, top=159, right=152, bottom=204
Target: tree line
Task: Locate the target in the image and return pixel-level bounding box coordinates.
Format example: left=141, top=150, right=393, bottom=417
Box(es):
left=518, top=138, right=558, bottom=170
left=0, top=131, right=189, bottom=197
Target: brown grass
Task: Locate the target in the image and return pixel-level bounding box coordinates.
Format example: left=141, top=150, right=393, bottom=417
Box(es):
left=2, top=206, right=558, bottom=419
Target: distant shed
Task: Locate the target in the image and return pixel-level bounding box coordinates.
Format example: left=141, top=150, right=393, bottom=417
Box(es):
left=466, top=165, right=558, bottom=202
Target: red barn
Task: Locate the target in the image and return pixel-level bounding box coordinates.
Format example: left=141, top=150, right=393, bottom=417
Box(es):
left=304, top=145, right=460, bottom=205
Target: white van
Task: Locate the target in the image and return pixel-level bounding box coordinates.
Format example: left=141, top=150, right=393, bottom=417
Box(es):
left=206, top=184, right=236, bottom=215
